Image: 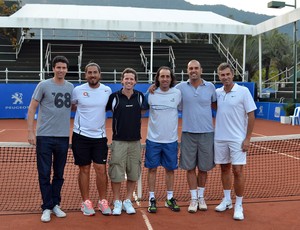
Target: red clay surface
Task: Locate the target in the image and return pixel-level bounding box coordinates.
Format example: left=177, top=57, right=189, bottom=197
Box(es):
left=0, top=201, right=300, bottom=230
left=1, top=199, right=300, bottom=230
left=1, top=118, right=300, bottom=229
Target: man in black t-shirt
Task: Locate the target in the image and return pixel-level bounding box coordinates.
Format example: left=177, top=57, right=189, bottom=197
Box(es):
left=106, top=68, right=146, bottom=216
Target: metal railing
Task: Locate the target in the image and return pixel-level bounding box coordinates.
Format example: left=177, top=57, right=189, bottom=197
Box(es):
left=262, top=67, right=291, bottom=91
left=0, top=30, right=26, bottom=61
left=44, top=43, right=83, bottom=80
left=1, top=34, right=241, bottom=84
left=0, top=68, right=221, bottom=85
left=139, top=45, right=148, bottom=73
left=211, top=34, right=245, bottom=81
left=266, top=82, right=300, bottom=99
left=169, top=46, right=176, bottom=73
left=140, top=45, right=176, bottom=72
left=15, top=31, right=26, bottom=59
left=261, top=64, right=300, bottom=98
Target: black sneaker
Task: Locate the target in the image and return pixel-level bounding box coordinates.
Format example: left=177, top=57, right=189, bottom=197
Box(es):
left=148, top=198, right=157, bottom=213
left=165, top=197, right=180, bottom=212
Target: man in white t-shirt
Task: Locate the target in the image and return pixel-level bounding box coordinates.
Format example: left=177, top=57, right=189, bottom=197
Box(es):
left=71, top=62, right=112, bottom=216
left=214, top=63, right=257, bottom=221
left=145, top=66, right=182, bottom=213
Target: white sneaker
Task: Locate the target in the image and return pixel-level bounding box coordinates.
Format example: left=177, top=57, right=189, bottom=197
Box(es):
left=52, top=205, right=67, bottom=218
left=215, top=199, right=233, bottom=212
left=41, top=209, right=51, bottom=222
left=198, top=197, right=208, bottom=211
left=112, top=200, right=122, bottom=216
left=123, top=199, right=136, bottom=214
left=233, top=204, right=244, bottom=220
left=188, top=199, right=198, bottom=213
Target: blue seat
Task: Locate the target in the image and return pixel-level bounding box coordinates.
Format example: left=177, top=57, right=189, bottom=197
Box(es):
left=289, top=107, right=300, bottom=126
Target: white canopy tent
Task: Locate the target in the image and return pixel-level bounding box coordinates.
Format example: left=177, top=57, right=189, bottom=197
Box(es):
left=0, top=4, right=300, bottom=90
left=0, top=4, right=255, bottom=82
left=0, top=4, right=254, bottom=34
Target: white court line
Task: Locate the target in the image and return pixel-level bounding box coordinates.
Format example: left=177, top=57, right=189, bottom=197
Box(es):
left=0, top=129, right=26, bottom=131
left=133, top=192, right=153, bottom=230
left=251, top=142, right=300, bottom=160
left=278, top=152, right=300, bottom=160
left=140, top=210, right=154, bottom=230
left=252, top=132, right=266, bottom=137
left=0, top=129, right=5, bottom=133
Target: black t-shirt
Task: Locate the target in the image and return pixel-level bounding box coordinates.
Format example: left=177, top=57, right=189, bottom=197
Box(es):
left=106, top=89, right=145, bottom=141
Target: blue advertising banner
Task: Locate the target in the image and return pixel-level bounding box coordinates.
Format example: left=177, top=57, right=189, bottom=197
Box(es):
left=0, top=83, right=151, bottom=119
left=255, top=102, right=270, bottom=120
left=4, top=82, right=298, bottom=121
left=0, top=84, right=38, bottom=119
left=268, top=103, right=285, bottom=121
left=255, top=102, right=300, bottom=121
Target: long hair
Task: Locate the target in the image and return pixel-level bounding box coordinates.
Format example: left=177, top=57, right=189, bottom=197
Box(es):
left=154, top=66, right=176, bottom=88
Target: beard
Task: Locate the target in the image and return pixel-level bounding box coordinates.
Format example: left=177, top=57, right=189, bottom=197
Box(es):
left=88, top=78, right=100, bottom=87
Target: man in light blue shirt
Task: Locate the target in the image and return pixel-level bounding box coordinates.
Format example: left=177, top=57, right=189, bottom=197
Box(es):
left=176, top=60, right=216, bottom=213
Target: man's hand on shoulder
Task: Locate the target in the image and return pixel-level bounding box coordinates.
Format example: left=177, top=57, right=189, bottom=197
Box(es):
left=148, top=84, right=157, bottom=94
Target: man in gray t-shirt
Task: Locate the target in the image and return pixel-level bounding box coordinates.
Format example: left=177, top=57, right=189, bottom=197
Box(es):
left=27, top=56, right=74, bottom=223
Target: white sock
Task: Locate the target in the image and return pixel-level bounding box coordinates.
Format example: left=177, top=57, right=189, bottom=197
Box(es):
left=149, top=192, right=155, bottom=200
left=190, top=189, right=197, bottom=200
left=167, top=191, right=173, bottom=200
left=197, top=187, right=205, bottom=198
left=235, top=196, right=243, bottom=206
left=224, top=190, right=231, bottom=201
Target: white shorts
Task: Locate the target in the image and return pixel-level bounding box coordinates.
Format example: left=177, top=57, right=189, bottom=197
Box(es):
left=214, top=140, right=246, bottom=165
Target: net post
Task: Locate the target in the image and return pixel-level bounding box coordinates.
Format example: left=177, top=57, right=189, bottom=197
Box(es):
left=137, top=171, right=142, bottom=200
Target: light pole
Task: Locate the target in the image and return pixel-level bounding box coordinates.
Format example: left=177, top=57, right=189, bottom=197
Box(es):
left=268, top=1, right=298, bottom=103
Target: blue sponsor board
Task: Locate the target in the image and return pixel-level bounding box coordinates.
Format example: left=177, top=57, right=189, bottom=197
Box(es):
left=255, top=102, right=284, bottom=121
left=255, top=102, right=300, bottom=121
left=255, top=102, right=270, bottom=120
left=268, top=103, right=285, bottom=121
left=0, top=84, right=37, bottom=119
left=7, top=82, right=295, bottom=121
left=0, top=83, right=151, bottom=119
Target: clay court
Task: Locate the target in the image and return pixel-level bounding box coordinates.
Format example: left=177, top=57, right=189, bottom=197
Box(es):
left=0, top=118, right=300, bottom=230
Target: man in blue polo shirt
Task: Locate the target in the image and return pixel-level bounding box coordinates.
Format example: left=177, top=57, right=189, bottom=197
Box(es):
left=176, top=60, right=216, bottom=213
left=148, top=60, right=216, bottom=213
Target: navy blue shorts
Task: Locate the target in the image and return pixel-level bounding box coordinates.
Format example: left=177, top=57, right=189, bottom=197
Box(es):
left=71, top=132, right=108, bottom=166
left=144, top=139, right=178, bottom=170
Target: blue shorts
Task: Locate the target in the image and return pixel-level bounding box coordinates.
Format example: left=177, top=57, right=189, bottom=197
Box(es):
left=144, top=139, right=178, bottom=170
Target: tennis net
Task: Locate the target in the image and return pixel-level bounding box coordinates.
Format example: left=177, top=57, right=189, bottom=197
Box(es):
left=1, top=134, right=300, bottom=213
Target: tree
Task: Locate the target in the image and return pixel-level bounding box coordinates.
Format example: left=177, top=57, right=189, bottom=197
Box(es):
left=268, top=31, right=293, bottom=80
left=217, top=33, right=258, bottom=81
left=0, top=0, right=22, bottom=47
left=219, top=29, right=294, bottom=84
